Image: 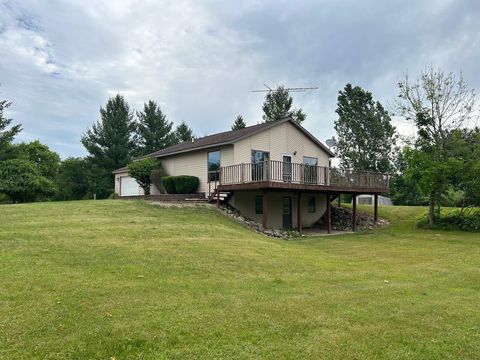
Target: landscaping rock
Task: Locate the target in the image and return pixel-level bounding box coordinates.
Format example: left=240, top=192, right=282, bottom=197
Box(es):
left=316, top=205, right=389, bottom=231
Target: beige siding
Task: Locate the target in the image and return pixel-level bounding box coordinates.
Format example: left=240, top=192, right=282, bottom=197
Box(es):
left=116, top=144, right=233, bottom=197
left=233, top=122, right=330, bottom=166
left=230, top=191, right=327, bottom=229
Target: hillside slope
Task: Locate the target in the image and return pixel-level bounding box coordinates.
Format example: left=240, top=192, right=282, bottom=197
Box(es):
left=1, top=201, right=479, bottom=359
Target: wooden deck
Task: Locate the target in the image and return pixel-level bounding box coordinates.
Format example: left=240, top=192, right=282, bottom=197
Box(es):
left=211, top=160, right=389, bottom=194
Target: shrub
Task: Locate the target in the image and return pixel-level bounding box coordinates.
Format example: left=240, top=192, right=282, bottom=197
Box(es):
left=418, top=207, right=480, bottom=232
left=108, top=192, right=119, bottom=199
left=173, top=175, right=199, bottom=194
left=162, top=176, right=176, bottom=194
left=127, top=158, right=161, bottom=196
left=161, top=175, right=199, bottom=194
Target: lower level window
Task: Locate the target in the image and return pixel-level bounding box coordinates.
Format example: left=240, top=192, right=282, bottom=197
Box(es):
left=308, top=196, right=316, bottom=213
left=255, top=195, right=263, bottom=214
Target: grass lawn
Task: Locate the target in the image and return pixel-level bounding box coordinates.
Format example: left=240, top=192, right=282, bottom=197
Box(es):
left=1, top=200, right=479, bottom=359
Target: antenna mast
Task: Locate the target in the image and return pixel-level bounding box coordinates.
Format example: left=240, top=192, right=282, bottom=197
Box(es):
left=252, top=83, right=318, bottom=93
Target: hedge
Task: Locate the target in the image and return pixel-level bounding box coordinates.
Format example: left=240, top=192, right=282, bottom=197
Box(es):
left=417, top=207, right=480, bottom=232
left=161, top=176, right=176, bottom=194
left=161, top=175, right=199, bottom=194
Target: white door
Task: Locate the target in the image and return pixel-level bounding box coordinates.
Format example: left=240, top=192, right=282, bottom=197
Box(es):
left=120, top=176, right=140, bottom=196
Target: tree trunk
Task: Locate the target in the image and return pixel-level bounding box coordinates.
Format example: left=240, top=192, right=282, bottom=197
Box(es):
left=428, top=194, right=435, bottom=226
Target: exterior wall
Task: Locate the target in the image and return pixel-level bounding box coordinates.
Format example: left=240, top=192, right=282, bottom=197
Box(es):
left=230, top=190, right=327, bottom=229
left=233, top=121, right=330, bottom=166
left=115, top=144, right=234, bottom=197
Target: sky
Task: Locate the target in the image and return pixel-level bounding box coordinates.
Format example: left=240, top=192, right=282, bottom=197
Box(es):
left=1, top=0, right=479, bottom=158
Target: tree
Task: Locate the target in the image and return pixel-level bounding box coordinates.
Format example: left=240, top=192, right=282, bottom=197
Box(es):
left=14, top=140, right=60, bottom=180
left=0, top=97, right=22, bottom=160
left=231, top=115, right=246, bottom=130
left=55, top=157, right=91, bottom=200
left=81, top=94, right=137, bottom=197
left=127, top=158, right=161, bottom=196
left=334, top=84, right=397, bottom=173
left=262, top=86, right=306, bottom=124
left=0, top=159, right=55, bottom=202
left=136, top=100, right=175, bottom=156
left=395, top=67, right=477, bottom=225
left=174, top=121, right=194, bottom=143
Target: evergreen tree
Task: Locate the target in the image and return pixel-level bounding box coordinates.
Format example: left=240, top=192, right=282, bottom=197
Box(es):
left=0, top=97, right=22, bottom=160
left=136, top=100, right=175, bottom=155
left=334, top=84, right=397, bottom=173
left=174, top=121, right=194, bottom=143
left=262, top=86, right=306, bottom=124
left=81, top=94, right=137, bottom=196
left=231, top=115, right=246, bottom=130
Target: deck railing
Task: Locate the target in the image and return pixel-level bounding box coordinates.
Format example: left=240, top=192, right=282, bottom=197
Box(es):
left=217, top=160, right=389, bottom=190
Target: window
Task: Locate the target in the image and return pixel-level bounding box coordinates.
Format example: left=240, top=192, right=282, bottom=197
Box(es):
left=208, top=151, right=220, bottom=181
left=255, top=195, right=263, bottom=214
left=304, top=156, right=318, bottom=184
left=308, top=196, right=316, bottom=213
left=251, top=150, right=270, bottom=181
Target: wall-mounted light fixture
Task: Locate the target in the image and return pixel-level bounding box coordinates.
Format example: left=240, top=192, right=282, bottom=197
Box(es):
left=293, top=151, right=297, bottom=155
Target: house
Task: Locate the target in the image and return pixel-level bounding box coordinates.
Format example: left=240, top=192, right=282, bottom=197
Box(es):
left=113, top=117, right=389, bottom=232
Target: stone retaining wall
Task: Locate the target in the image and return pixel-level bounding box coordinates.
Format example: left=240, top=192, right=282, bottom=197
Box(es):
left=118, top=193, right=206, bottom=202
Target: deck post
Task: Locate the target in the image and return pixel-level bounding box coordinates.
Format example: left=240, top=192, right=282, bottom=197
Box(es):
left=297, top=191, right=302, bottom=232
left=262, top=190, right=269, bottom=228
left=352, top=193, right=357, bottom=231
left=216, top=185, right=220, bottom=207
left=326, top=194, right=332, bottom=234
left=374, top=193, right=379, bottom=222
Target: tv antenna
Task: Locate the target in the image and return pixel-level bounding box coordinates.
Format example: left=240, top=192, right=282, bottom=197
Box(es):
left=252, top=83, right=318, bottom=93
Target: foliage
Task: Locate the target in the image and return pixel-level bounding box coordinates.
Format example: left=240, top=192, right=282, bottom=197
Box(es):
left=150, top=167, right=168, bottom=194
left=136, top=100, right=175, bottom=156
left=127, top=158, right=161, bottom=196
left=334, top=83, right=397, bottom=173
left=231, top=115, right=246, bottom=130
left=13, top=140, right=60, bottom=179
left=0, top=96, right=22, bottom=160
left=161, top=175, right=199, bottom=194
left=0, top=159, right=55, bottom=202
left=418, top=207, right=480, bottom=232
left=262, top=86, right=306, bottom=124
left=173, top=175, right=199, bottom=194
left=55, top=157, right=91, bottom=200
left=161, top=176, right=176, bottom=194
left=174, top=121, right=194, bottom=143
left=394, top=67, right=477, bottom=225
left=81, top=94, right=137, bottom=195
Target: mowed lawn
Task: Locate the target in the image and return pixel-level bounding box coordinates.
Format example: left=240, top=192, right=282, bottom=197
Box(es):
left=1, top=201, right=479, bottom=359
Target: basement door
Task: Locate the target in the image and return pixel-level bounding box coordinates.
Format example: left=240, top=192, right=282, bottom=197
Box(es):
left=282, top=196, right=292, bottom=229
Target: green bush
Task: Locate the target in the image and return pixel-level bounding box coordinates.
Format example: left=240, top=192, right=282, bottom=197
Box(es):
left=418, top=207, right=480, bottom=232
left=161, top=175, right=199, bottom=194
left=162, top=176, right=176, bottom=194
left=108, top=192, right=119, bottom=199
left=173, top=175, right=199, bottom=194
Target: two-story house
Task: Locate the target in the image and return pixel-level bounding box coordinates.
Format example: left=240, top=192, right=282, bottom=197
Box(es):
left=113, top=117, right=389, bottom=232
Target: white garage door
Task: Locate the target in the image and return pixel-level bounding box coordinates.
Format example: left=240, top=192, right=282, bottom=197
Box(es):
left=120, top=176, right=140, bottom=196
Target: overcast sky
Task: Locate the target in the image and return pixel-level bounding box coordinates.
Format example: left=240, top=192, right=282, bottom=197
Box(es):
left=1, top=0, right=479, bottom=158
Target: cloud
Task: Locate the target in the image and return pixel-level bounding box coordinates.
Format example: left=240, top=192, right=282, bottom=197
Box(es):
left=0, top=0, right=479, bottom=157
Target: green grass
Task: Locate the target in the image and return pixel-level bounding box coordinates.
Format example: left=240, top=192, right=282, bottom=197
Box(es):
left=1, top=200, right=479, bottom=359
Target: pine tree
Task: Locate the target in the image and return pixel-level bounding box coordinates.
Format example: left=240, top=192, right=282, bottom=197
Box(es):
left=231, top=115, right=246, bottom=130
left=174, top=121, right=194, bottom=143
left=136, top=100, right=175, bottom=155
left=81, top=94, right=137, bottom=196
left=262, top=86, right=306, bottom=124
left=0, top=97, right=22, bottom=160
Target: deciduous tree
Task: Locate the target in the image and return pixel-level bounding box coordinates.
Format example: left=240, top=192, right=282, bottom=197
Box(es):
left=127, top=158, right=161, bottom=196
left=334, top=84, right=397, bottom=173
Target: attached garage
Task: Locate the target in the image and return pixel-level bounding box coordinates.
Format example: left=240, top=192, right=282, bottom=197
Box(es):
left=120, top=176, right=140, bottom=196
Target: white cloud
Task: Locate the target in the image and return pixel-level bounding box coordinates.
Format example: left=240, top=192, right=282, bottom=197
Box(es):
left=0, top=0, right=479, bottom=157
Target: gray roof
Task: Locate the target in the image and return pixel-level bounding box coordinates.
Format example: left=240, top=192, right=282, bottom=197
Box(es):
left=113, top=117, right=334, bottom=173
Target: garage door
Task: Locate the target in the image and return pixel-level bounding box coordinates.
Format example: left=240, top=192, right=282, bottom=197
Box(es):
left=120, top=176, right=140, bottom=196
